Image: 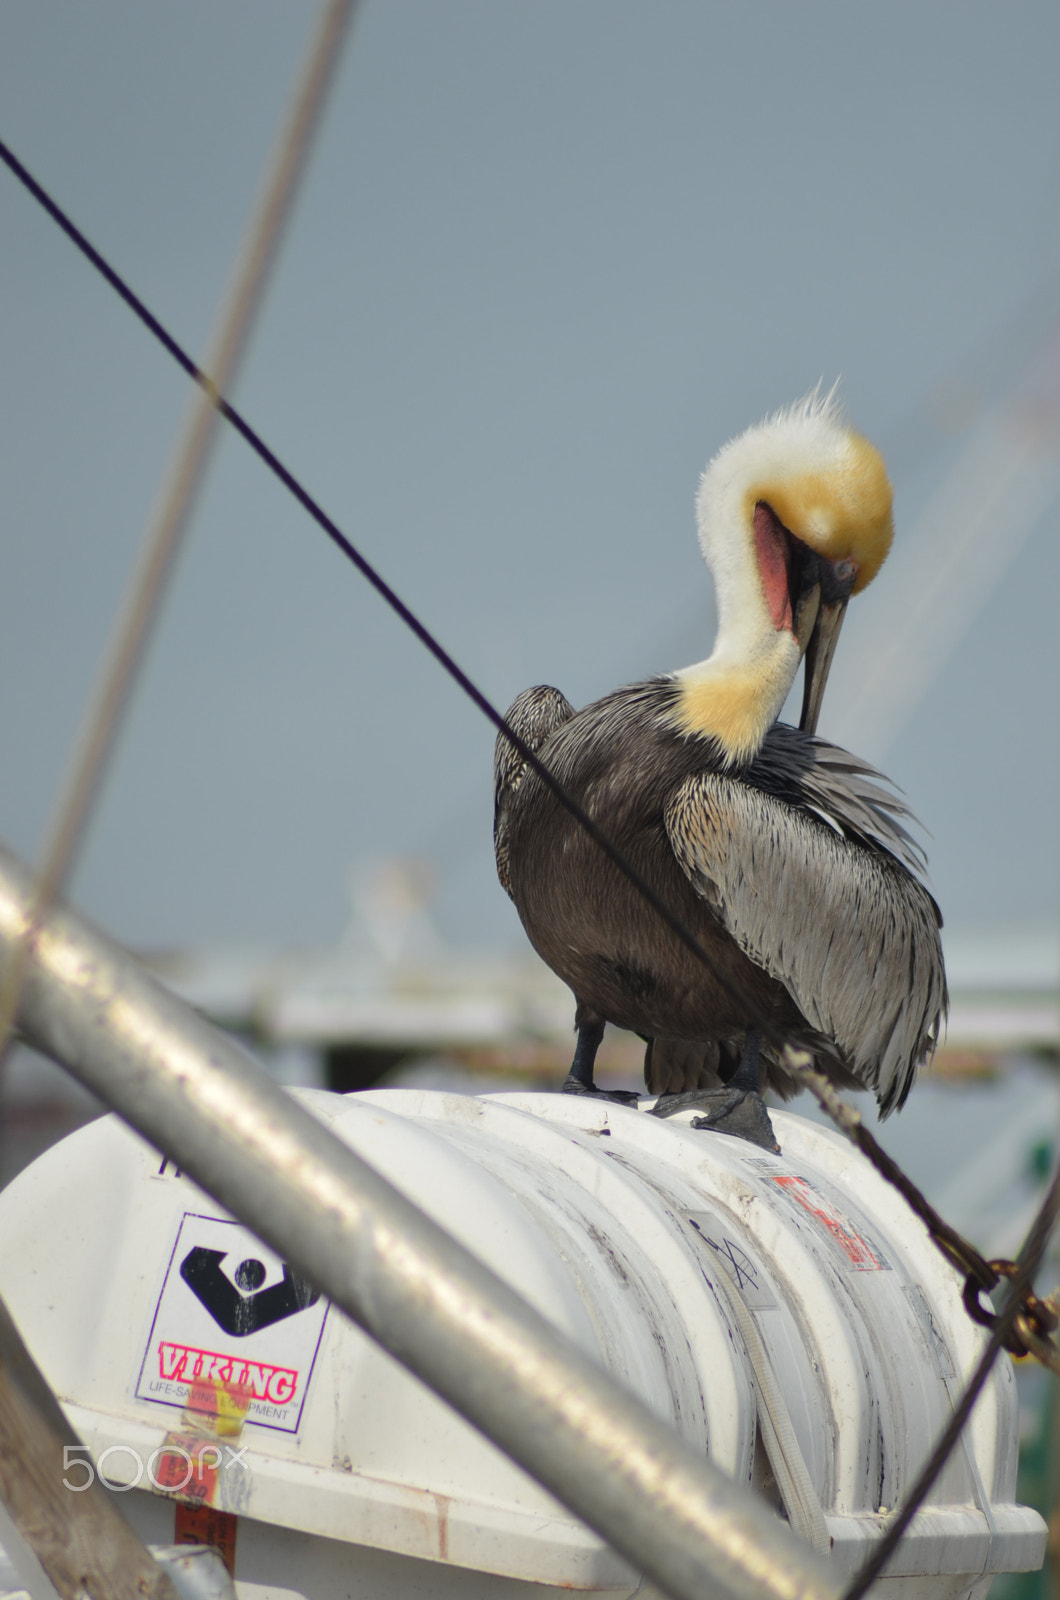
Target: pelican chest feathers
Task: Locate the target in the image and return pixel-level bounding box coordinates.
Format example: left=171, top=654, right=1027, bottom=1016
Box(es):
left=493, top=393, right=945, bottom=1149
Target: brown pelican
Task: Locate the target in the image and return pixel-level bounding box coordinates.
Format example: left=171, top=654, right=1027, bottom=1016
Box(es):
left=494, top=394, right=946, bottom=1148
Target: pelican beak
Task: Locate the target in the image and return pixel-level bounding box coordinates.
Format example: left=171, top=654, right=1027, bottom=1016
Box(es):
left=798, top=558, right=858, bottom=736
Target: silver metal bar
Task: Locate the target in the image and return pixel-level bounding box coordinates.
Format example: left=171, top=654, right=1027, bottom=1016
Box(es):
left=0, top=841, right=838, bottom=1600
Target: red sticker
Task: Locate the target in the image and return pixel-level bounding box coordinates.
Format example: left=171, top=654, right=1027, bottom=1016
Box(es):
left=771, top=1173, right=886, bottom=1270
left=174, top=1502, right=238, bottom=1575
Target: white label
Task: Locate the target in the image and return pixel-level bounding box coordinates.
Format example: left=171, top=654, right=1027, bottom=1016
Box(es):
left=135, top=1212, right=329, bottom=1434
left=687, top=1212, right=777, bottom=1307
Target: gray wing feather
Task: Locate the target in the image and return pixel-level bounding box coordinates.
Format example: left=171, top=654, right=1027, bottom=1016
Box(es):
left=801, top=742, right=927, bottom=872
left=758, top=726, right=928, bottom=874
left=665, top=771, right=946, bottom=1115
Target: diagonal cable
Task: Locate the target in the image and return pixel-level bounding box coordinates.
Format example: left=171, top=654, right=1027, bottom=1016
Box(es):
left=7, top=109, right=1060, bottom=1582
left=0, top=0, right=358, bottom=1060
left=0, top=130, right=789, bottom=1050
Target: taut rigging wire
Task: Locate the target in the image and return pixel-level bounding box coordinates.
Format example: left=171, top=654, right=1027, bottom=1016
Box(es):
left=0, top=132, right=782, bottom=1049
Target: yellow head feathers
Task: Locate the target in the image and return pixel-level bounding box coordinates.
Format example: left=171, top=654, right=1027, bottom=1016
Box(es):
left=700, top=388, right=894, bottom=595
left=748, top=426, right=893, bottom=594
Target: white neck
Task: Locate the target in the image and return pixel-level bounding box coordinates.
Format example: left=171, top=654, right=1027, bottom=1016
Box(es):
left=665, top=390, right=890, bottom=763
left=669, top=452, right=801, bottom=764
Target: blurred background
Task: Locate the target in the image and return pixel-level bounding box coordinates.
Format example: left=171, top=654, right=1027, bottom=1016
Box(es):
left=1, top=0, right=1058, bottom=954
left=0, top=4, right=1059, bottom=1587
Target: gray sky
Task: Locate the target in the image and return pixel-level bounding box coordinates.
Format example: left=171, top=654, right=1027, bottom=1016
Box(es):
left=1, top=1, right=1058, bottom=958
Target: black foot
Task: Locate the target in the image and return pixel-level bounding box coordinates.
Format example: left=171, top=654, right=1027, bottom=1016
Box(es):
left=562, top=1010, right=639, bottom=1103
left=562, top=1074, right=641, bottom=1104
left=652, top=1086, right=779, bottom=1152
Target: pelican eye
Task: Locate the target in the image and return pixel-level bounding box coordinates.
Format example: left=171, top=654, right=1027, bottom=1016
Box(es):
left=819, top=554, right=859, bottom=603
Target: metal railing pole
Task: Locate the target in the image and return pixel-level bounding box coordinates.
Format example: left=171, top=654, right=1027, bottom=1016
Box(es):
left=0, top=841, right=838, bottom=1600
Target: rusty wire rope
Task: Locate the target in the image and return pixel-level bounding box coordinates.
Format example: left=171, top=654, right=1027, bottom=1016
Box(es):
left=1, top=129, right=1058, bottom=1600
left=842, top=1159, right=1060, bottom=1600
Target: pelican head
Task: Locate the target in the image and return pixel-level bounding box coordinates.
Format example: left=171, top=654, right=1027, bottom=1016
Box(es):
left=673, top=390, right=892, bottom=764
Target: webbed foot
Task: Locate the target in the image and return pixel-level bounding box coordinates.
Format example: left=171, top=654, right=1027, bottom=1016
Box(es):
left=562, top=1011, right=640, bottom=1104
left=690, top=1088, right=778, bottom=1151
left=562, top=1074, right=641, bottom=1104
left=652, top=1085, right=779, bottom=1151
left=650, top=1028, right=779, bottom=1150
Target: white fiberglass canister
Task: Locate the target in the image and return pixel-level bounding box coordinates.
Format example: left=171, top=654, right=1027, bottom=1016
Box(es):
left=0, top=1088, right=1046, bottom=1600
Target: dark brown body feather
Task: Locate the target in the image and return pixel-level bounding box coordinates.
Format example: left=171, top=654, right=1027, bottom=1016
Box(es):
left=494, top=679, right=946, bottom=1116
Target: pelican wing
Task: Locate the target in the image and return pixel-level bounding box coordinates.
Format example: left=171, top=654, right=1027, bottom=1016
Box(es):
left=664, top=766, right=946, bottom=1114
left=746, top=724, right=928, bottom=873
